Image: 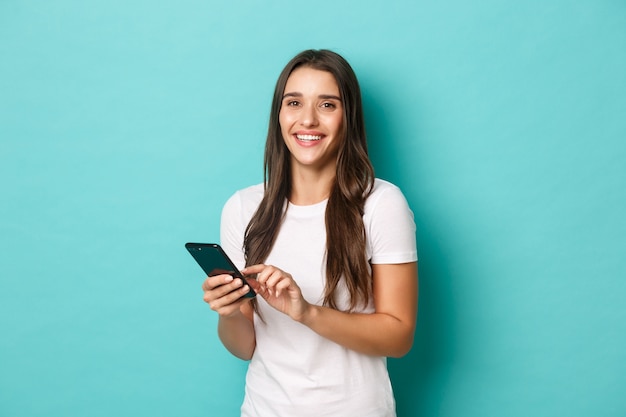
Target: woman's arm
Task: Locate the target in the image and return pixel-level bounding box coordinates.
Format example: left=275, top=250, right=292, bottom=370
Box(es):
left=243, top=261, right=418, bottom=358
left=217, top=301, right=255, bottom=360
left=203, top=274, right=256, bottom=360
left=303, top=262, right=417, bottom=357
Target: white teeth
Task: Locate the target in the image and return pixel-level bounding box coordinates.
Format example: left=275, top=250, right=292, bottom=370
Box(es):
left=296, top=134, right=322, bottom=141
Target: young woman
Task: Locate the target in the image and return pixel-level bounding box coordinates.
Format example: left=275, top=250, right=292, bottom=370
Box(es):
left=201, top=49, right=418, bottom=417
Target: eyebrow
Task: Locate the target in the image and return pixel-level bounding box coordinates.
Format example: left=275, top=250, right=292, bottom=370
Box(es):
left=282, top=92, right=342, bottom=101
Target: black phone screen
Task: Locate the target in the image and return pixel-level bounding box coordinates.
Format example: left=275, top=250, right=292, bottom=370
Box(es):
left=185, top=242, right=256, bottom=298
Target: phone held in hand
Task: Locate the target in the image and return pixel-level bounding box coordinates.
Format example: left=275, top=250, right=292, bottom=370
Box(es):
left=185, top=242, right=257, bottom=298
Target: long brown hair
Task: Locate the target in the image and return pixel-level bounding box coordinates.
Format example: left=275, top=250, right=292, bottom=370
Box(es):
left=244, top=49, right=374, bottom=311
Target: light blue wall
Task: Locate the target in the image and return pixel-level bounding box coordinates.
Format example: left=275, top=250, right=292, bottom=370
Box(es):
left=1, top=1, right=624, bottom=416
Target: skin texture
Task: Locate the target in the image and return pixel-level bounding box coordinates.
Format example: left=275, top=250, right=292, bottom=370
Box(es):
left=201, top=67, right=418, bottom=360
left=279, top=67, right=344, bottom=205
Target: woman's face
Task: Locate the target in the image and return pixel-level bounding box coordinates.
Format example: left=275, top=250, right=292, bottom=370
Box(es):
left=279, top=67, right=344, bottom=174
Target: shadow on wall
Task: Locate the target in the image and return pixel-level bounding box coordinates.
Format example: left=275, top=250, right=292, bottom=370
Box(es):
left=363, top=86, right=456, bottom=416
left=388, top=236, right=456, bottom=417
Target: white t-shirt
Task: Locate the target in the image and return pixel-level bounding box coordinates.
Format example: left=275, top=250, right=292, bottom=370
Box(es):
left=220, top=179, right=417, bottom=417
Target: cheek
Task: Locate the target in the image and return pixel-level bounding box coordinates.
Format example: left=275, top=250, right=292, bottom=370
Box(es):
left=329, top=114, right=344, bottom=134
left=279, top=113, right=292, bottom=131
left=279, top=120, right=289, bottom=136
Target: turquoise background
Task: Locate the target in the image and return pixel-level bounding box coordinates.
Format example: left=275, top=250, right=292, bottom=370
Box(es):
left=1, top=1, right=625, bottom=416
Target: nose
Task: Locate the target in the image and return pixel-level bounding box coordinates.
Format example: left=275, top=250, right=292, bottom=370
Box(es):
left=299, top=103, right=318, bottom=127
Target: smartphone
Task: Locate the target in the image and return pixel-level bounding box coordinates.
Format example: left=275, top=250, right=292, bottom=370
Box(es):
left=185, top=242, right=257, bottom=298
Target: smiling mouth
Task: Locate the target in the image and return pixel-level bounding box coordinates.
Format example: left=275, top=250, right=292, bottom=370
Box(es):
left=296, top=134, right=323, bottom=141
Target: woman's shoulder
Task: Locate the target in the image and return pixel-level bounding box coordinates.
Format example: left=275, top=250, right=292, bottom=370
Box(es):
left=369, top=178, right=406, bottom=199
left=233, top=182, right=265, bottom=199
left=364, top=178, right=412, bottom=215
left=372, top=178, right=400, bottom=191
left=223, top=183, right=265, bottom=213
left=365, top=179, right=417, bottom=263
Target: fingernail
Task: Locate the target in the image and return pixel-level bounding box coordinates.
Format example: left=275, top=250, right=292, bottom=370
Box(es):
left=224, top=275, right=233, bottom=282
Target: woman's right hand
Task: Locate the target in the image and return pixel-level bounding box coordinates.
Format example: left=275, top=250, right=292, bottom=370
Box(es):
left=203, top=274, right=257, bottom=360
left=201, top=274, right=253, bottom=317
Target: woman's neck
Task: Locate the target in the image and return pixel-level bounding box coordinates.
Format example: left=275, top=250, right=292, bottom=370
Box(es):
left=289, top=165, right=335, bottom=206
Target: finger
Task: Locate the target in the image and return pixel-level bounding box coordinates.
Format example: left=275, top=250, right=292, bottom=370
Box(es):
left=203, top=277, right=244, bottom=302
left=207, top=283, right=252, bottom=311
left=256, top=284, right=270, bottom=298
left=274, top=278, right=293, bottom=298
left=244, top=275, right=262, bottom=294
left=241, top=264, right=266, bottom=275
left=201, top=274, right=234, bottom=291
left=253, top=267, right=270, bottom=285
left=266, top=269, right=290, bottom=287
left=213, top=293, right=252, bottom=317
left=257, top=265, right=283, bottom=287
left=262, top=271, right=283, bottom=296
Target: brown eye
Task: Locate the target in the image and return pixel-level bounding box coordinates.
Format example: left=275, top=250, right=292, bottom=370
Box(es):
left=320, top=102, right=337, bottom=110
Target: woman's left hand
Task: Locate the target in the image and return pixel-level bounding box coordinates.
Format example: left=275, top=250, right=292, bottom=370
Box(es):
left=242, top=264, right=310, bottom=322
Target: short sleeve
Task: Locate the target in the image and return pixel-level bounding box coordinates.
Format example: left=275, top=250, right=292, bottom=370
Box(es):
left=364, top=181, right=418, bottom=264
left=219, top=184, right=265, bottom=271
left=220, top=192, right=247, bottom=271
